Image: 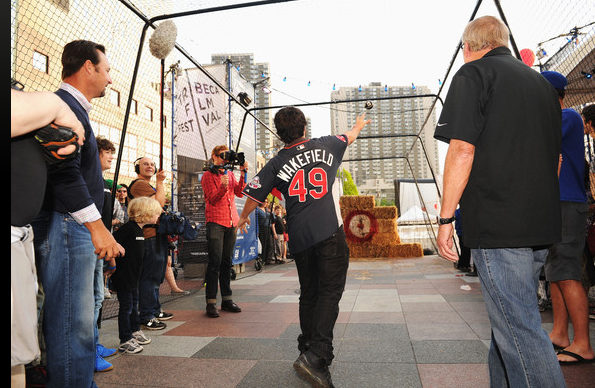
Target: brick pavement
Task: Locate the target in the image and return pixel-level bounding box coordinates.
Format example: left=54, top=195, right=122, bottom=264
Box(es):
left=95, top=255, right=595, bottom=388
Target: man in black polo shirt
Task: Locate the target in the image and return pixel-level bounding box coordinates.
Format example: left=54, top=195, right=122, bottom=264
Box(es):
left=435, top=16, right=565, bottom=387
left=237, top=107, right=370, bottom=388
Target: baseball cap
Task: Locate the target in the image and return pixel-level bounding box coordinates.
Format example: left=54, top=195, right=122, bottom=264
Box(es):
left=541, top=71, right=567, bottom=90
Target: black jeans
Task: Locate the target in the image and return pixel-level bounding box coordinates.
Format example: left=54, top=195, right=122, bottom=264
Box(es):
left=205, top=222, right=237, bottom=303
left=259, top=229, right=274, bottom=262
left=294, top=227, right=350, bottom=366
left=117, top=289, right=140, bottom=343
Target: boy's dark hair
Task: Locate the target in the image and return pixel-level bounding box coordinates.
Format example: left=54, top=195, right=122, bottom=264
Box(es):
left=96, top=136, right=115, bottom=153
left=582, top=104, right=595, bottom=126
left=61, top=40, right=106, bottom=80
left=274, top=106, right=307, bottom=144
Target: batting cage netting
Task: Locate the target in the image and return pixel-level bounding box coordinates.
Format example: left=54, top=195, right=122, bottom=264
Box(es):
left=11, top=0, right=595, bottom=319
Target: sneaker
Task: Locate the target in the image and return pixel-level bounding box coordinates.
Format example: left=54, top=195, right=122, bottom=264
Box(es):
left=97, top=343, right=117, bottom=358
left=293, top=350, right=335, bottom=388
left=132, top=330, right=151, bottom=345
left=141, top=318, right=167, bottom=330
left=155, top=311, right=174, bottom=321
left=95, top=354, right=114, bottom=372
left=104, top=287, right=112, bottom=299
left=118, top=338, right=144, bottom=354
left=538, top=299, right=551, bottom=312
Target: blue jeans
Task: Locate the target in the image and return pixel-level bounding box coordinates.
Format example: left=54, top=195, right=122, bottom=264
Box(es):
left=32, top=211, right=98, bottom=388
left=93, top=257, right=104, bottom=349
left=472, top=248, right=566, bottom=388
left=205, top=222, right=236, bottom=303
left=138, top=236, right=167, bottom=322
left=294, top=227, right=350, bottom=366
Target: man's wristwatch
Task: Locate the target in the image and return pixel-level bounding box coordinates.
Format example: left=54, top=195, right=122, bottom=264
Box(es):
left=437, top=215, right=456, bottom=225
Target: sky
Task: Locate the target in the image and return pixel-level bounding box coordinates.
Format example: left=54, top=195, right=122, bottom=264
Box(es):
left=165, top=0, right=594, bottom=165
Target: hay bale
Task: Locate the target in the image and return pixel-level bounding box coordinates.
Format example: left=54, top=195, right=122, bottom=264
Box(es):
left=349, top=242, right=423, bottom=259
left=340, top=207, right=357, bottom=220
left=376, top=219, right=397, bottom=234
left=371, top=206, right=398, bottom=220
left=348, top=245, right=365, bottom=258
left=340, top=195, right=375, bottom=209
left=341, top=195, right=421, bottom=260
left=371, top=232, right=401, bottom=246
left=348, top=242, right=375, bottom=257
left=388, top=243, right=423, bottom=258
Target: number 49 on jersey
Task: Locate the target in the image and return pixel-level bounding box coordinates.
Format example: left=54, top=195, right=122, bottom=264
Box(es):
left=288, top=168, right=328, bottom=202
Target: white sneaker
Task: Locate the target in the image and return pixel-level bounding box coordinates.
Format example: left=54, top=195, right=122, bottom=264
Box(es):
left=132, top=330, right=151, bottom=345
left=118, top=338, right=143, bottom=354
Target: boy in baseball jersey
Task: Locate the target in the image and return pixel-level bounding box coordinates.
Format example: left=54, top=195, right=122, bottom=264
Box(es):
left=238, top=107, right=370, bottom=388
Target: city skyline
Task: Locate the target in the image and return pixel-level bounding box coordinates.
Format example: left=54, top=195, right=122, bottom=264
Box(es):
left=174, top=0, right=594, bottom=168
left=330, top=82, right=439, bottom=200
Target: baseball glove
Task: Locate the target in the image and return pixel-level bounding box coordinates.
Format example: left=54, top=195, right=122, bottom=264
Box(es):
left=34, top=123, right=80, bottom=164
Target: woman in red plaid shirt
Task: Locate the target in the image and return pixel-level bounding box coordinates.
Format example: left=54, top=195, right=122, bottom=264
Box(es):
left=201, top=145, right=248, bottom=318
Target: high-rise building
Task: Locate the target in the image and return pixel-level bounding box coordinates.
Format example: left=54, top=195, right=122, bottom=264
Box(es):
left=330, top=82, right=440, bottom=201
left=211, top=53, right=274, bottom=158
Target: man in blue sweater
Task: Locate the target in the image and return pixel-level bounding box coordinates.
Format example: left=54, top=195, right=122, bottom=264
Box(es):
left=32, top=40, right=124, bottom=388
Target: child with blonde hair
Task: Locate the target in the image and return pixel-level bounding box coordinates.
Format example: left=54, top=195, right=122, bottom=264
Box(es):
left=112, top=197, right=163, bottom=353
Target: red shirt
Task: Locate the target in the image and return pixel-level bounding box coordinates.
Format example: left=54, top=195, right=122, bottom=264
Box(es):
left=201, top=169, right=245, bottom=227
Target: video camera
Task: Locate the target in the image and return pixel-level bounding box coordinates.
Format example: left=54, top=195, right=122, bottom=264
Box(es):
left=203, top=150, right=245, bottom=174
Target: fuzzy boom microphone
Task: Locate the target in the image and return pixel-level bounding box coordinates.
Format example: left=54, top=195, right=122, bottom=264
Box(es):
left=149, top=20, right=177, bottom=60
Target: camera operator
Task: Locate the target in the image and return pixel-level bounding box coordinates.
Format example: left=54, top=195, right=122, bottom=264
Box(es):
left=201, top=145, right=248, bottom=318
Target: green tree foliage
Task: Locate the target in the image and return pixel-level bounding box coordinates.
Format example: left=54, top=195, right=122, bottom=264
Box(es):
left=379, top=198, right=395, bottom=207
left=339, top=168, right=358, bottom=195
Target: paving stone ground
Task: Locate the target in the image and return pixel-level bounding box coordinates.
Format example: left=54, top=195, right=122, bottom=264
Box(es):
left=95, top=255, right=595, bottom=388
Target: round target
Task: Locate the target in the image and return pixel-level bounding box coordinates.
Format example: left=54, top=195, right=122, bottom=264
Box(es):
left=344, top=210, right=378, bottom=243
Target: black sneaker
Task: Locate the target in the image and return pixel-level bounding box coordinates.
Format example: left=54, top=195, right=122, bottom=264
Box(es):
left=293, top=350, right=335, bottom=388
left=155, top=311, right=174, bottom=321
left=141, top=318, right=166, bottom=330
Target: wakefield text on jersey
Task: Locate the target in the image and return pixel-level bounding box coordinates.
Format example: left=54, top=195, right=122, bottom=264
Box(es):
left=276, top=147, right=334, bottom=182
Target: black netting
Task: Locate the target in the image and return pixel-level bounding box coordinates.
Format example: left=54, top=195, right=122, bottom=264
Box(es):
left=12, top=0, right=595, bottom=320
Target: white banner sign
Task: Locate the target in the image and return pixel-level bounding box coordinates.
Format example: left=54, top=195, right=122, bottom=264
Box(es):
left=174, top=65, right=228, bottom=160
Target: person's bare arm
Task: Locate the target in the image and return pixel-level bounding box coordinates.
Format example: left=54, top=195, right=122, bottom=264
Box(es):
left=154, top=169, right=167, bottom=207
left=85, top=219, right=125, bottom=260
left=344, top=113, right=371, bottom=145
left=11, top=89, right=85, bottom=145
left=436, top=139, right=475, bottom=262
left=237, top=198, right=260, bottom=234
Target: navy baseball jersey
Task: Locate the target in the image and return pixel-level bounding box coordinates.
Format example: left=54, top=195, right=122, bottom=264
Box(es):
left=243, top=134, right=349, bottom=254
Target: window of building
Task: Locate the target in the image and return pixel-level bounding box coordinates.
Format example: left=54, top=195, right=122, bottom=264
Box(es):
left=144, top=106, right=153, bottom=121
left=32, top=51, right=48, bottom=73
left=110, top=89, right=120, bottom=107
